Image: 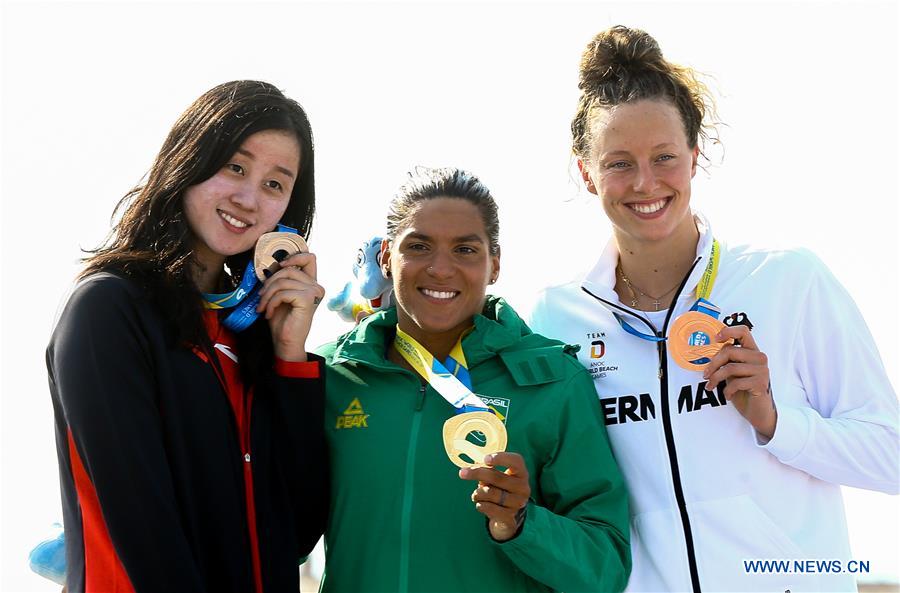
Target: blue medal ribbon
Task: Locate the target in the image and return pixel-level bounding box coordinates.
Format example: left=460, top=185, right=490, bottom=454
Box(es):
left=690, top=297, right=721, bottom=319
left=201, top=224, right=298, bottom=332
left=443, top=335, right=489, bottom=414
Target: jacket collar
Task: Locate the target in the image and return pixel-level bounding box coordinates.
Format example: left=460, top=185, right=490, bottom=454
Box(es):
left=330, top=296, right=532, bottom=369
left=581, top=210, right=715, bottom=310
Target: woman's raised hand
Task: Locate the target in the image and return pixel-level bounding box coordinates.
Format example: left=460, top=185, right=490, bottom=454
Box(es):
left=704, top=324, right=777, bottom=440
left=256, top=252, right=325, bottom=362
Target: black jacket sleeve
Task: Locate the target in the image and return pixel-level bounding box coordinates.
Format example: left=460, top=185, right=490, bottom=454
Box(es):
left=266, top=356, right=329, bottom=556
left=48, top=275, right=207, bottom=592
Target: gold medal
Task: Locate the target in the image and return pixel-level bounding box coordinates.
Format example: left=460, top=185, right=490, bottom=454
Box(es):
left=668, top=311, right=731, bottom=371
left=254, top=232, right=308, bottom=281
left=442, top=411, right=508, bottom=468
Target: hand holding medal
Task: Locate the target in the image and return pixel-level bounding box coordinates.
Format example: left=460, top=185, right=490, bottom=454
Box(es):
left=254, top=229, right=325, bottom=362
left=702, top=315, right=776, bottom=440
left=392, top=327, right=528, bottom=541
left=662, top=240, right=775, bottom=438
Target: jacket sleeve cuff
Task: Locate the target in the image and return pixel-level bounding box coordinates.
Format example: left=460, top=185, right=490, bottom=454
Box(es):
left=491, top=501, right=538, bottom=550
left=758, top=402, right=813, bottom=461
left=274, top=355, right=323, bottom=379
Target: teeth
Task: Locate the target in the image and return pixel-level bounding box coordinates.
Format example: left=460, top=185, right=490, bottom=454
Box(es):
left=219, top=211, right=249, bottom=228
left=630, top=199, right=667, bottom=214
left=422, top=289, right=457, bottom=300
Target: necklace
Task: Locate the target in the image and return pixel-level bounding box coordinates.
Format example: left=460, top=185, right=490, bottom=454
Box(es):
left=617, top=265, right=682, bottom=311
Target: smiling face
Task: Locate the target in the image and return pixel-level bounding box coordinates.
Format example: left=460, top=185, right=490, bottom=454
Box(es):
left=383, top=197, right=499, bottom=351
left=579, top=99, right=699, bottom=248
left=183, top=129, right=301, bottom=276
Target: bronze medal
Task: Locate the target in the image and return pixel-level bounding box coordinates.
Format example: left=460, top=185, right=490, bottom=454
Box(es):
left=254, top=232, right=308, bottom=281
left=668, top=311, right=731, bottom=372
left=442, top=411, right=507, bottom=468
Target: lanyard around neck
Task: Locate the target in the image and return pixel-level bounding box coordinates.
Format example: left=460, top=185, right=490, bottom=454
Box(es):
left=615, top=238, right=721, bottom=342
left=695, top=238, right=721, bottom=302
left=393, top=326, right=488, bottom=414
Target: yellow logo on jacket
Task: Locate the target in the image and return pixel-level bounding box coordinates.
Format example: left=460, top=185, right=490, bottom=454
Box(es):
left=335, top=397, right=369, bottom=429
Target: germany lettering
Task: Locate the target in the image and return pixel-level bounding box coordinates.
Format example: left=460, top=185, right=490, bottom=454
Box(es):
left=600, top=381, right=727, bottom=425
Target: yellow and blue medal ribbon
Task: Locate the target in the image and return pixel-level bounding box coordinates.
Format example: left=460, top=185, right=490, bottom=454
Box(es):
left=613, top=238, right=729, bottom=370
left=675, top=239, right=723, bottom=366
left=394, top=326, right=507, bottom=468
left=201, top=224, right=298, bottom=332
left=393, top=327, right=489, bottom=414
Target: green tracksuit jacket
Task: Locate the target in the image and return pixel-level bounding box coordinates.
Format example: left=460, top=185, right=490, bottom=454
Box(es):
left=317, top=298, right=630, bottom=593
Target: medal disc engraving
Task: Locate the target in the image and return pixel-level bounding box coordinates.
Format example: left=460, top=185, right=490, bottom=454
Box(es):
left=669, top=311, right=730, bottom=371
left=443, top=412, right=507, bottom=468
left=254, top=232, right=309, bottom=281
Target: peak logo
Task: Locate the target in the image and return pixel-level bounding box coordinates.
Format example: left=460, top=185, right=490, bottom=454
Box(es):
left=335, top=397, right=369, bottom=429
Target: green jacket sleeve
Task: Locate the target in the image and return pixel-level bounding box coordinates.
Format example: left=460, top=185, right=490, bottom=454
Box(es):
left=495, top=369, right=631, bottom=592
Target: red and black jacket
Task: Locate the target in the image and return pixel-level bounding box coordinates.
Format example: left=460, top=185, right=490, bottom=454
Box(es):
left=47, top=273, right=328, bottom=592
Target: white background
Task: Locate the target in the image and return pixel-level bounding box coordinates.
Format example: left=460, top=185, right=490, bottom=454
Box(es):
left=1, top=0, right=898, bottom=590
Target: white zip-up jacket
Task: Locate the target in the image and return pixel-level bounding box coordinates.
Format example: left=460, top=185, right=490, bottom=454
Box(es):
left=529, top=213, right=899, bottom=592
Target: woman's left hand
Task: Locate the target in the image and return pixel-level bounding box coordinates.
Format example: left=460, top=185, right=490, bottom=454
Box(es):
left=459, top=451, right=530, bottom=542
left=703, top=324, right=777, bottom=440
left=256, top=252, right=325, bottom=362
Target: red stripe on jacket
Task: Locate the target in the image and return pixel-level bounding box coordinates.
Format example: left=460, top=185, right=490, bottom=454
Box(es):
left=67, top=430, right=136, bottom=593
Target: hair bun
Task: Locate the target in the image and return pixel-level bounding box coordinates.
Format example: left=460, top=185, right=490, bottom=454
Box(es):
left=578, top=25, right=665, bottom=91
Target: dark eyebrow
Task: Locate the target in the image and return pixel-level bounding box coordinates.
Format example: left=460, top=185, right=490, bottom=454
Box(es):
left=403, top=232, right=485, bottom=243
left=235, top=148, right=296, bottom=180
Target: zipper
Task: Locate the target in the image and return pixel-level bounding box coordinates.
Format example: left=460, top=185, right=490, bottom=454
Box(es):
left=241, top=388, right=264, bottom=593
left=582, top=256, right=703, bottom=593
left=198, top=323, right=265, bottom=593
left=398, top=382, right=426, bottom=593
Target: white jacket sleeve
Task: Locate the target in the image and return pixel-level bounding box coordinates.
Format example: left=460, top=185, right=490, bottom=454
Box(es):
left=763, top=252, right=899, bottom=494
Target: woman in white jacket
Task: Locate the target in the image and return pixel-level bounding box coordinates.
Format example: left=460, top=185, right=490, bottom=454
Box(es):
left=528, top=25, right=899, bottom=593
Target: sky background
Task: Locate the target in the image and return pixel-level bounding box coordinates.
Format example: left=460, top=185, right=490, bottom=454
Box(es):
left=1, top=0, right=898, bottom=590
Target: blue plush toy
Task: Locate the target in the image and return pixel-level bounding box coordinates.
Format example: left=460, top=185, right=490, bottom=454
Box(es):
left=327, top=236, right=393, bottom=322
left=28, top=524, right=66, bottom=585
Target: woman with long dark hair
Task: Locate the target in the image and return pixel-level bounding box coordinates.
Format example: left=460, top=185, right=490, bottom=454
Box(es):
left=48, top=80, right=327, bottom=592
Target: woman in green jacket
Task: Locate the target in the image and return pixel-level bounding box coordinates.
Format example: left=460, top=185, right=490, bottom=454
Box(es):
left=318, top=166, right=630, bottom=592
